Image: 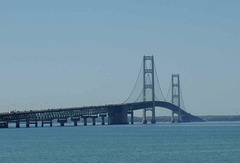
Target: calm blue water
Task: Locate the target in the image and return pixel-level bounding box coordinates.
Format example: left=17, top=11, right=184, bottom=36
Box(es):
left=1, top=122, right=240, bottom=163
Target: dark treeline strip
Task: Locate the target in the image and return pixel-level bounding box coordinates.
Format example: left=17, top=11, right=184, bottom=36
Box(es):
left=63, top=115, right=240, bottom=123
left=130, top=115, right=240, bottom=122
left=199, top=115, right=240, bottom=122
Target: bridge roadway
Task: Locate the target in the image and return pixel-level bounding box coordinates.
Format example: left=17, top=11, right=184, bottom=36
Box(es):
left=0, top=101, right=203, bottom=128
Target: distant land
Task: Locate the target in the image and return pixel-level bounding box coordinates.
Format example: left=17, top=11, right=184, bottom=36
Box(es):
left=84, top=115, right=240, bottom=123
left=133, top=115, right=240, bottom=122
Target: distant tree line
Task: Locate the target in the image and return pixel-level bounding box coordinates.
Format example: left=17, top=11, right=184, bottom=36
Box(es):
left=129, top=115, right=240, bottom=122
left=66, top=115, right=240, bottom=123
left=199, top=115, right=240, bottom=122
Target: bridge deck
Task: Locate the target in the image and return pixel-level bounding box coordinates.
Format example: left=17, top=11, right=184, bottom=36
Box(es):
left=0, top=101, right=203, bottom=122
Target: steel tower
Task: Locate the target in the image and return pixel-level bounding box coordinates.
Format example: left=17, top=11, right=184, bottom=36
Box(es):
left=142, top=56, right=156, bottom=124
left=171, top=74, right=181, bottom=123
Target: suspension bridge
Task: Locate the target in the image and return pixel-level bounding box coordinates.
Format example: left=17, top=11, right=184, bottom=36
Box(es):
left=0, top=56, right=203, bottom=128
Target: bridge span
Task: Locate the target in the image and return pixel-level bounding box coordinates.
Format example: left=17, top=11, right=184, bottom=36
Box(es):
left=0, top=56, right=204, bottom=128
left=0, top=101, right=203, bottom=128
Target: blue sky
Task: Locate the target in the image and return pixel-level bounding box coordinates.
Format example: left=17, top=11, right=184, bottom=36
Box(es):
left=0, top=0, right=240, bottom=116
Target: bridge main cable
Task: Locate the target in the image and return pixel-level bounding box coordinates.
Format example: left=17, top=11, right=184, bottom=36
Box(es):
left=122, top=62, right=143, bottom=103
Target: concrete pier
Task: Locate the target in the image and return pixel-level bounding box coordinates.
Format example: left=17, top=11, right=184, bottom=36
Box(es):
left=100, top=114, right=107, bottom=125
left=108, top=106, right=128, bottom=125
left=57, top=119, right=67, bottom=127
left=82, top=116, right=89, bottom=126
left=142, top=109, right=147, bottom=124
left=128, top=111, right=134, bottom=124
left=16, top=120, right=20, bottom=128
left=26, top=121, right=38, bottom=128
left=101, top=116, right=105, bottom=125
left=171, top=111, right=175, bottom=123
left=90, top=115, right=98, bottom=125
left=130, top=112, right=134, bottom=124
left=142, top=119, right=147, bottom=124
left=92, top=118, right=96, bottom=125
left=0, top=121, right=8, bottom=128
left=26, top=120, right=30, bottom=128
left=42, top=120, right=52, bottom=127
left=71, top=117, right=80, bottom=126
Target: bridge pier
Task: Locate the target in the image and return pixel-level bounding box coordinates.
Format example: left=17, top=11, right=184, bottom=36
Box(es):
left=171, top=111, right=175, bottom=123
left=57, top=119, right=67, bottom=127
left=26, top=120, right=30, bottom=128
left=142, top=109, right=147, bottom=124
left=90, top=115, right=98, bottom=125
left=177, top=112, right=182, bottom=123
left=26, top=120, right=38, bottom=128
left=82, top=116, right=89, bottom=126
left=151, top=108, right=156, bottom=124
left=142, top=119, right=147, bottom=124
left=108, top=106, right=128, bottom=125
left=71, top=117, right=80, bottom=126
left=42, top=120, right=52, bottom=127
left=16, top=120, right=20, bottom=128
left=131, top=112, right=134, bottom=124
left=100, top=114, right=107, bottom=125
left=128, top=111, right=134, bottom=124
left=0, top=121, right=8, bottom=128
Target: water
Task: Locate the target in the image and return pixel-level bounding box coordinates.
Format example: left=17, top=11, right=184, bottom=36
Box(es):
left=0, top=122, right=240, bottom=163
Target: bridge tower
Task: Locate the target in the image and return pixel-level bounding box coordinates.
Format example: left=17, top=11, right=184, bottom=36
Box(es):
left=142, top=56, right=156, bottom=124
left=171, top=74, right=182, bottom=123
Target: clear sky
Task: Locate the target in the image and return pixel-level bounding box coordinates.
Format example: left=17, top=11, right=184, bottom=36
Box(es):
left=0, top=0, right=239, bottom=116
